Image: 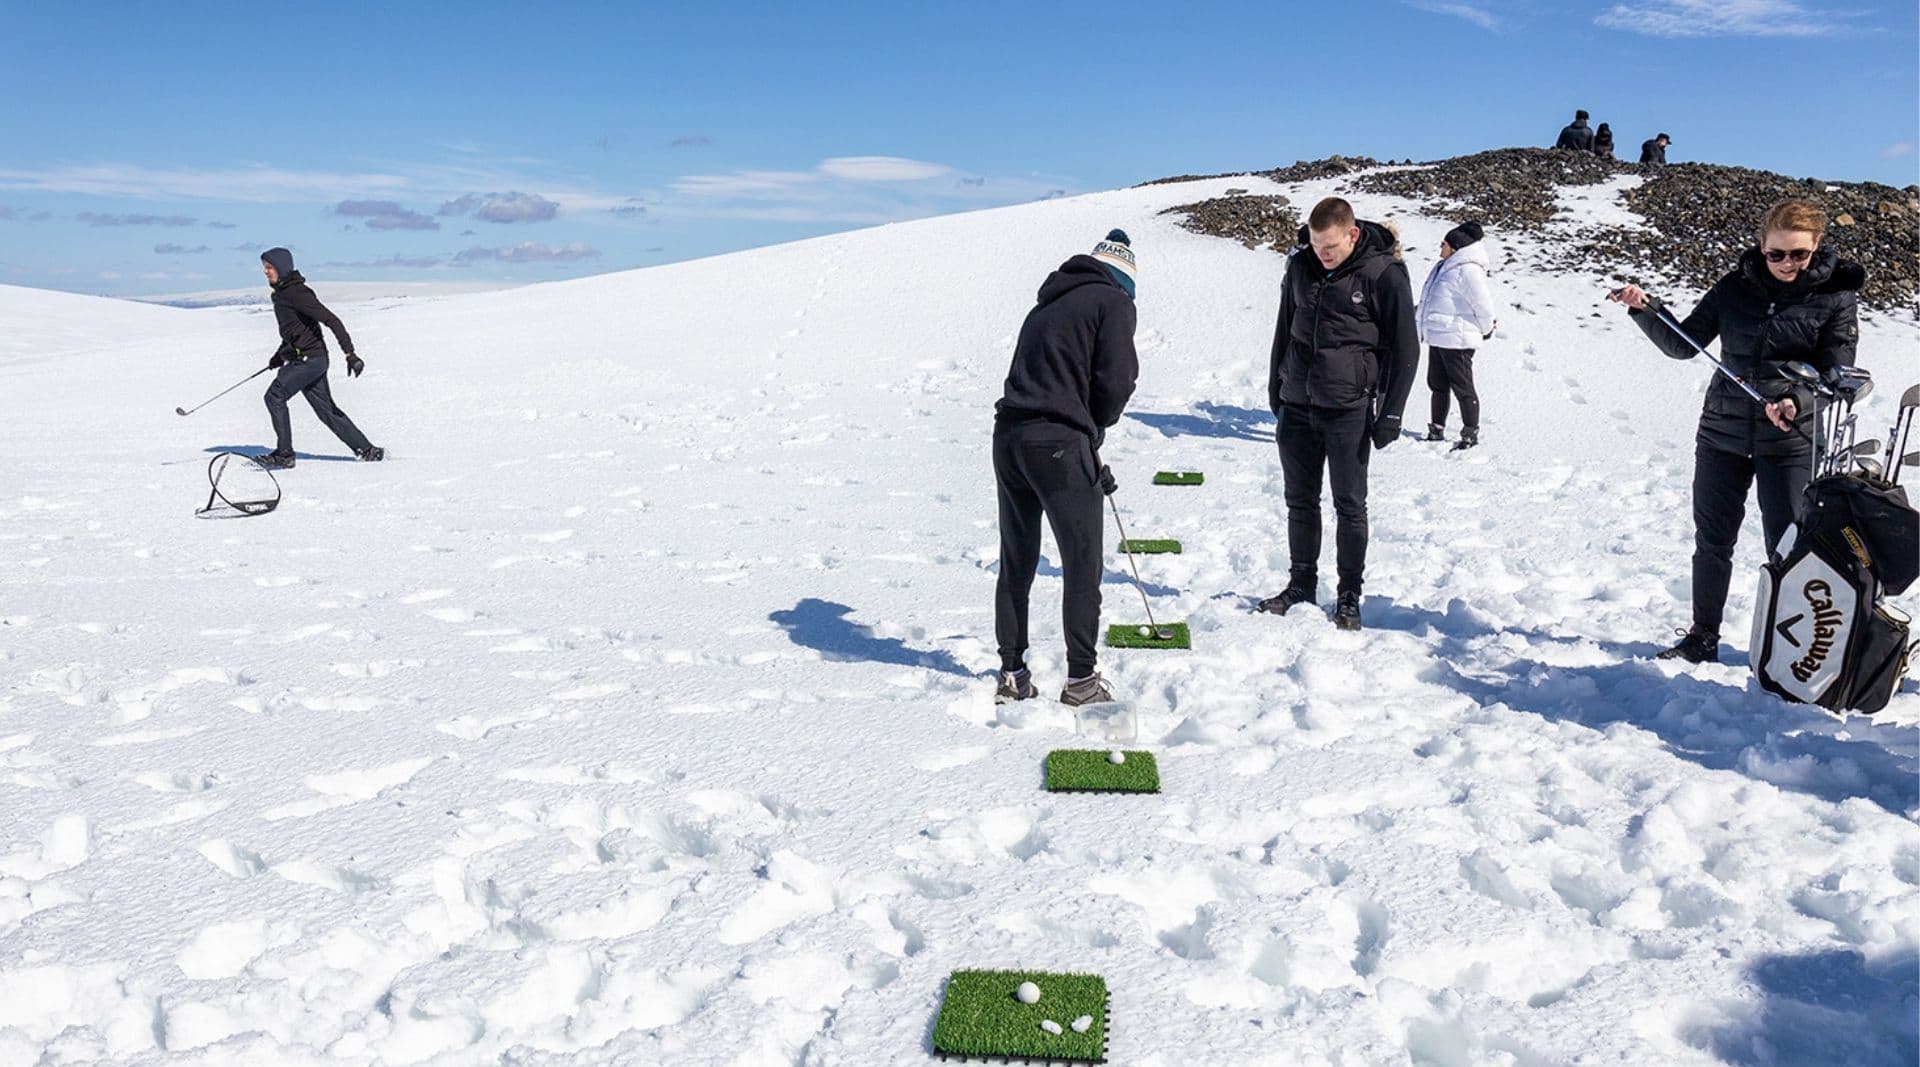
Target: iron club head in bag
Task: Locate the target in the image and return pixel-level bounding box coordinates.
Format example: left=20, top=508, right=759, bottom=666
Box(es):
left=1780, top=361, right=1828, bottom=394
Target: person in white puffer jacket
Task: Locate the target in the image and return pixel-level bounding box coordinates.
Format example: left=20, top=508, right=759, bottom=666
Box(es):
left=1417, top=221, right=1498, bottom=449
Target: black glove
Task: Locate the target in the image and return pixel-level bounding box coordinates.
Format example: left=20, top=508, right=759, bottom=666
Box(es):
left=345, top=354, right=365, bottom=378
left=268, top=353, right=286, bottom=369
left=1371, top=414, right=1401, bottom=450
left=1098, top=465, right=1117, bottom=496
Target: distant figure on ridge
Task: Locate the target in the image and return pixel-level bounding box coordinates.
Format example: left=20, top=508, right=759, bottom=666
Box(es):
left=1260, top=197, right=1418, bottom=631
left=1593, top=122, right=1616, bottom=159
left=1417, top=221, right=1498, bottom=450
left=1555, top=110, right=1595, bottom=151
left=255, top=248, right=383, bottom=468
left=1640, top=132, right=1672, bottom=165
left=991, top=229, right=1139, bottom=708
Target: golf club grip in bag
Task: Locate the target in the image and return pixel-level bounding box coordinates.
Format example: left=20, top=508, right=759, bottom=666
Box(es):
left=1751, top=474, right=1919, bottom=714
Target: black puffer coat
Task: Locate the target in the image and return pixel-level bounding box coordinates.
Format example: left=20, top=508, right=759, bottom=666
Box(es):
left=1630, top=247, right=1862, bottom=458
left=1268, top=220, right=1419, bottom=419
left=996, top=254, right=1139, bottom=443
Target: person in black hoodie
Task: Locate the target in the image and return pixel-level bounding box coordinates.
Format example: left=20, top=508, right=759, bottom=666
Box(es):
left=256, top=247, right=382, bottom=468
left=1260, top=198, right=1419, bottom=630
left=992, top=230, right=1139, bottom=707
left=1593, top=123, right=1616, bottom=159
left=1639, top=133, right=1671, bottom=164
left=1609, top=200, right=1862, bottom=663
left=1555, top=110, right=1595, bottom=151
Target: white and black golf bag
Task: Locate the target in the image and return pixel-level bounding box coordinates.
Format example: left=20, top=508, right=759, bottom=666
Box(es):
left=1751, top=474, right=1919, bottom=714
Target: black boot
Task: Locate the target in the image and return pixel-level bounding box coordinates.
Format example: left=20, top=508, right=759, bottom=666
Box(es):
left=1450, top=426, right=1479, bottom=452
left=1257, top=585, right=1317, bottom=615
left=256, top=450, right=295, bottom=470
left=356, top=445, right=385, bottom=462
left=994, top=668, right=1037, bottom=704
left=1426, top=423, right=1446, bottom=442
left=1655, top=628, right=1719, bottom=664
left=1333, top=591, right=1362, bottom=631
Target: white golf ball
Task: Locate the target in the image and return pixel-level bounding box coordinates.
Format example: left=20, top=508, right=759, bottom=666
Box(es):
left=1107, top=750, right=1125, bottom=765
left=1137, top=626, right=1152, bottom=637
left=1015, top=981, right=1040, bottom=1004
left=1071, top=1015, right=1094, bottom=1033
left=1040, top=1019, right=1064, bottom=1035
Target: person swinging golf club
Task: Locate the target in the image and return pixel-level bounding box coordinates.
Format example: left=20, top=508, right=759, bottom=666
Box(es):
left=991, top=230, right=1139, bottom=706
left=255, top=247, right=383, bottom=468
left=1608, top=199, right=1863, bottom=663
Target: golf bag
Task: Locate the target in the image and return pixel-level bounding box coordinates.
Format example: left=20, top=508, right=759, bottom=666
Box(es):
left=1751, top=473, right=1918, bottom=713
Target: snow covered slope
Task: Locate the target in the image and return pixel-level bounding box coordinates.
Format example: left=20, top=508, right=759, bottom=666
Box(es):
left=1, top=170, right=1916, bottom=1067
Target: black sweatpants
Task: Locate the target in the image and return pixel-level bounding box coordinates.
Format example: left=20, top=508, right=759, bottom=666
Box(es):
left=1690, top=441, right=1810, bottom=635
left=994, top=419, right=1103, bottom=677
left=266, top=355, right=372, bottom=455
left=1277, top=403, right=1372, bottom=595
left=1427, top=346, right=1479, bottom=430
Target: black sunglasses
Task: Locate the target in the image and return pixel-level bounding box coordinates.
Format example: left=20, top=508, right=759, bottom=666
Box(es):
left=1763, top=247, right=1814, bottom=264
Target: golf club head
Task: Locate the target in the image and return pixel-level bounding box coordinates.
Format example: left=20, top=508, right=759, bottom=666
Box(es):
left=1902, top=383, right=1920, bottom=408
left=1850, top=439, right=1882, bottom=457
left=1832, top=375, right=1874, bottom=404
left=175, top=407, right=189, bottom=416
left=1905, top=451, right=1920, bottom=467
left=1780, top=361, right=1823, bottom=387
left=1855, top=458, right=1883, bottom=478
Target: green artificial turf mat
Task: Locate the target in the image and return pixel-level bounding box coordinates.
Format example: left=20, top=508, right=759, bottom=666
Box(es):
left=1045, top=750, right=1160, bottom=794
left=932, top=969, right=1109, bottom=1062
left=1118, top=538, right=1181, bottom=554
left=1105, top=622, right=1190, bottom=650
left=1151, top=471, right=1203, bottom=486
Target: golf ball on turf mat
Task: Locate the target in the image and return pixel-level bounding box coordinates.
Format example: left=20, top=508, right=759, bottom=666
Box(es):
left=1137, top=626, right=1152, bottom=637
left=1016, top=981, right=1040, bottom=1004
left=1108, top=750, right=1125, bottom=764
left=1041, top=1020, right=1063, bottom=1035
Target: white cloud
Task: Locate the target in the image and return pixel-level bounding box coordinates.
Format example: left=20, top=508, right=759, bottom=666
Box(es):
left=1595, top=0, right=1851, bottom=37
left=673, top=169, right=821, bottom=199
left=452, top=241, right=601, bottom=265
left=1407, top=0, right=1500, bottom=31
left=1882, top=141, right=1916, bottom=159
left=818, top=156, right=955, bottom=182
left=440, top=191, right=560, bottom=223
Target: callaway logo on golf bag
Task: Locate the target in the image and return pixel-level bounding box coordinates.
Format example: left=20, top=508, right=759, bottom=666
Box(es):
left=1784, top=578, right=1849, bottom=684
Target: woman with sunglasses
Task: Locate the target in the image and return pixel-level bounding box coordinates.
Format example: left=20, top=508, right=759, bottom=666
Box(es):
left=1608, top=199, right=1863, bottom=664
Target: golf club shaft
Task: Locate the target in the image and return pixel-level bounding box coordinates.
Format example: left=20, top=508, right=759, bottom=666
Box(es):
left=1107, top=495, right=1162, bottom=633
left=1650, top=303, right=1815, bottom=445
left=178, top=366, right=270, bottom=417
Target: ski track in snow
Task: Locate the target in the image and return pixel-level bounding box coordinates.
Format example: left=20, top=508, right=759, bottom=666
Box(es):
left=0, top=172, right=1917, bottom=1067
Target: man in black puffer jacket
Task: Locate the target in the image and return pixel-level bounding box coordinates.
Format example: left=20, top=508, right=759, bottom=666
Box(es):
left=1611, top=199, right=1862, bottom=663
left=1556, top=110, right=1595, bottom=151
left=992, top=230, right=1139, bottom=707
left=256, top=247, right=382, bottom=468
left=1260, top=197, right=1419, bottom=630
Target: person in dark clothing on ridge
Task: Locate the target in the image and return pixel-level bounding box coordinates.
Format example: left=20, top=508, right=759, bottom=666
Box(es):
left=1555, top=110, right=1595, bottom=151
left=1260, top=197, right=1419, bottom=631
left=1639, top=133, right=1671, bottom=164
left=256, top=247, right=382, bottom=468
left=1593, top=123, right=1615, bottom=159
left=1609, top=200, right=1861, bottom=663
left=993, top=230, right=1139, bottom=707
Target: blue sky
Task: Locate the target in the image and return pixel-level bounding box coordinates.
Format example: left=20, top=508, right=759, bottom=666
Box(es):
left=2, top=0, right=1914, bottom=296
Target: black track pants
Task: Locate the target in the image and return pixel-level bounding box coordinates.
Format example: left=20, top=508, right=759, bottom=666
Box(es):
left=994, top=420, right=1104, bottom=677
left=1427, top=346, right=1480, bottom=430
left=266, top=355, right=372, bottom=455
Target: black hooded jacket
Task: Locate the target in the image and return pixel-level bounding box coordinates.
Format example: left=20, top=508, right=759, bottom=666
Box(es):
left=1639, top=139, right=1667, bottom=164
left=1630, top=246, right=1862, bottom=458
left=269, top=271, right=355, bottom=362
left=1593, top=126, right=1615, bottom=157
left=1556, top=119, right=1595, bottom=151
left=1268, top=221, right=1420, bottom=420
left=995, top=255, right=1139, bottom=442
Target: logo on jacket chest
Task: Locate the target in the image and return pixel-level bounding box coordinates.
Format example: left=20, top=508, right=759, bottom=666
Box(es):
left=1350, top=288, right=1366, bottom=305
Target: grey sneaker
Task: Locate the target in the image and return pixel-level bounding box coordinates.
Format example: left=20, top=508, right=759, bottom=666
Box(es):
left=994, top=669, right=1037, bottom=704
left=1059, top=674, right=1116, bottom=707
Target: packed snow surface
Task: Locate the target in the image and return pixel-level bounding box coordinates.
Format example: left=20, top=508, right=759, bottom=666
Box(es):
left=1, top=168, right=1917, bottom=1067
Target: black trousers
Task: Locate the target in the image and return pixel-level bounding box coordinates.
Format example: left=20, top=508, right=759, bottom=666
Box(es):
left=266, top=355, right=372, bottom=455
left=1427, top=346, right=1479, bottom=429
left=1690, top=441, right=1810, bottom=635
left=994, top=420, right=1103, bottom=677
left=1277, top=403, right=1372, bottom=595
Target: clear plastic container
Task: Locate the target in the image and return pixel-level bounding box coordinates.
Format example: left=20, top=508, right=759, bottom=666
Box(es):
left=1074, top=702, right=1137, bottom=744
